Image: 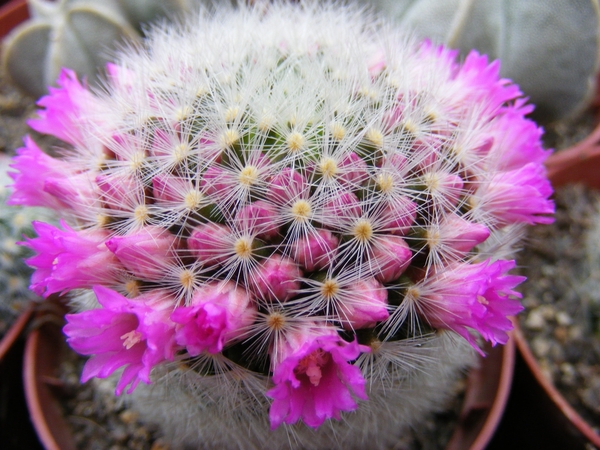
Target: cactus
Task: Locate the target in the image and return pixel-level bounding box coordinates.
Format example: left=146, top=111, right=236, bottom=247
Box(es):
left=9, top=2, right=554, bottom=449
left=360, top=0, right=600, bottom=124
left=0, top=0, right=200, bottom=99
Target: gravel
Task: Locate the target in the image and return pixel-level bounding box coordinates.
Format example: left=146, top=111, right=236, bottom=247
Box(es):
left=518, top=184, right=600, bottom=433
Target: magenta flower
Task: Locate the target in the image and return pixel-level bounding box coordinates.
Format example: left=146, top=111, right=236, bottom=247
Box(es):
left=64, top=286, right=177, bottom=395
left=267, top=327, right=368, bottom=429
left=171, top=281, right=257, bottom=354
left=476, top=163, right=555, bottom=225
left=8, top=136, right=76, bottom=209
left=105, top=226, right=178, bottom=280
left=171, top=301, right=228, bottom=355
left=27, top=68, right=96, bottom=146
left=371, top=235, right=412, bottom=283
left=414, top=259, right=525, bottom=354
left=490, top=99, right=550, bottom=171
left=253, top=254, right=302, bottom=302
left=290, top=229, right=339, bottom=272
left=338, top=278, right=389, bottom=330
left=22, top=221, right=121, bottom=297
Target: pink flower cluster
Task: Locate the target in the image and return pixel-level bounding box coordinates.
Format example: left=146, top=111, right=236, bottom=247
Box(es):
left=10, top=31, right=553, bottom=430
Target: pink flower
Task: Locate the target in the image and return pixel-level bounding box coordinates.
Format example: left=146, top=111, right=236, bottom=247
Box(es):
left=188, top=223, right=232, bottom=266
left=267, top=168, right=308, bottom=204
left=489, top=99, right=550, bottom=171
left=475, top=163, right=555, bottom=225
left=338, top=152, right=368, bottom=187
left=96, top=174, right=145, bottom=211
left=152, top=173, right=194, bottom=203
left=367, top=48, right=386, bottom=78
left=338, top=278, right=389, bottom=330
left=43, top=172, right=100, bottom=212
left=22, top=221, right=120, bottom=297
left=322, top=191, right=362, bottom=229
left=27, top=69, right=95, bottom=146
left=105, top=226, right=178, bottom=280
left=414, top=259, right=525, bottom=354
left=237, top=200, right=280, bottom=240
left=371, top=235, right=412, bottom=283
left=290, top=229, right=339, bottom=272
left=253, top=254, right=302, bottom=302
left=64, top=286, right=177, bottom=395
left=381, top=197, right=417, bottom=235
left=426, top=214, right=490, bottom=260
left=267, top=327, right=368, bottom=429
left=8, top=136, right=76, bottom=209
left=171, top=281, right=257, bottom=354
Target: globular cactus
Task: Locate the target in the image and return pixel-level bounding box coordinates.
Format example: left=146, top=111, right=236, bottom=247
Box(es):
left=360, top=0, right=600, bottom=124
left=1, top=0, right=197, bottom=98
left=0, top=154, right=52, bottom=322
left=9, top=1, right=554, bottom=449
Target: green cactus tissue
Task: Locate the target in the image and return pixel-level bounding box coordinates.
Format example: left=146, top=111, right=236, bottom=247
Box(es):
left=8, top=1, right=554, bottom=448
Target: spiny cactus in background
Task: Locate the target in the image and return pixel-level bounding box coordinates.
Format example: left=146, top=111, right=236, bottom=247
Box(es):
left=9, top=1, right=554, bottom=449
left=1, top=0, right=203, bottom=98
left=0, top=155, right=52, bottom=324
left=360, top=0, right=600, bottom=124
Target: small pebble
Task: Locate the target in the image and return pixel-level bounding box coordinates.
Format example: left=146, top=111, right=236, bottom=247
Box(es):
left=538, top=304, right=556, bottom=321
left=553, top=326, right=568, bottom=343
left=525, top=310, right=546, bottom=331
left=531, top=337, right=551, bottom=358
left=559, top=363, right=577, bottom=386
left=120, top=410, right=140, bottom=425
left=555, top=311, right=573, bottom=326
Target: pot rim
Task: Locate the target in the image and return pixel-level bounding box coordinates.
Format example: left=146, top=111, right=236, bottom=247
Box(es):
left=513, top=324, right=600, bottom=446
left=0, top=0, right=28, bottom=40
left=0, top=303, right=34, bottom=363
left=512, top=126, right=600, bottom=447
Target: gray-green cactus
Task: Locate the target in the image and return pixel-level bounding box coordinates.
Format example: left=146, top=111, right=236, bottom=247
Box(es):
left=360, top=0, right=600, bottom=124
left=0, top=0, right=204, bottom=98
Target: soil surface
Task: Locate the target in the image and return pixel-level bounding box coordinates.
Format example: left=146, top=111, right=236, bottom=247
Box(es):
left=518, top=184, right=600, bottom=434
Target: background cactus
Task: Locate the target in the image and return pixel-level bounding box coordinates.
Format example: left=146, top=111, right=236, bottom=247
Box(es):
left=8, top=1, right=554, bottom=449
left=0, top=0, right=203, bottom=98
left=360, top=0, right=600, bottom=124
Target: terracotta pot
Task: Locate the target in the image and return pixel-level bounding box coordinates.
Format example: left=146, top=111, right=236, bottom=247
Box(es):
left=446, top=335, right=516, bottom=450
left=23, top=307, right=516, bottom=450
left=0, top=303, right=34, bottom=363
left=0, top=304, right=44, bottom=450
left=23, top=304, right=76, bottom=450
left=506, top=133, right=600, bottom=449
left=0, top=0, right=27, bottom=39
